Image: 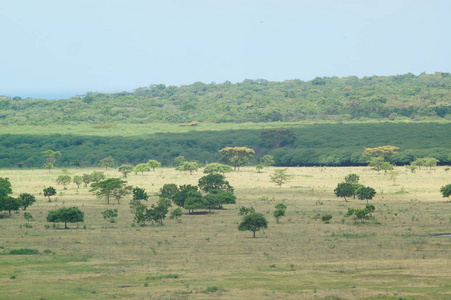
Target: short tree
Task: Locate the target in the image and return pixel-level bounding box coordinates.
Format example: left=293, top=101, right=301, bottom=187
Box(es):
left=102, top=209, right=118, bottom=223
left=133, top=187, right=148, bottom=201
left=18, top=193, right=36, bottom=210
left=270, top=168, right=291, bottom=187
left=440, top=184, right=451, bottom=202
left=82, top=174, right=92, bottom=188
left=0, top=196, right=20, bottom=215
left=321, top=213, right=332, bottom=224
left=176, top=161, right=199, bottom=174
left=198, top=173, right=233, bottom=193
left=90, top=178, right=131, bottom=204
left=203, top=163, right=233, bottom=174
left=159, top=184, right=179, bottom=200
left=238, top=213, right=268, bottom=238
left=262, top=154, right=275, bottom=167
left=0, top=177, right=13, bottom=197
left=171, top=185, right=199, bottom=208
left=133, top=163, right=151, bottom=175
left=345, top=204, right=375, bottom=220
left=24, top=212, right=34, bottom=226
left=56, top=175, right=71, bottom=189
left=344, top=173, right=359, bottom=184
left=169, top=208, right=182, bottom=222
left=43, top=186, right=57, bottom=202
left=118, top=164, right=134, bottom=178
left=73, top=175, right=83, bottom=188
left=147, top=159, right=161, bottom=171
left=41, top=150, right=61, bottom=172
left=219, top=146, right=255, bottom=171
left=334, top=182, right=355, bottom=202
left=90, top=171, right=105, bottom=183
left=46, top=207, right=84, bottom=229
left=184, top=193, right=208, bottom=214
left=356, top=186, right=376, bottom=203
left=173, top=156, right=185, bottom=167
left=369, top=157, right=393, bottom=173
left=99, top=156, right=115, bottom=170
left=273, top=203, right=287, bottom=224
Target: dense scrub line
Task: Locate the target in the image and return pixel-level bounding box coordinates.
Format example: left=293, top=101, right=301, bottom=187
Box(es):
left=1, top=122, right=450, bottom=168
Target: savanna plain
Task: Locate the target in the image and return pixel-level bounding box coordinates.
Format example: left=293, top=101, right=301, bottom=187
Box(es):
left=1, top=166, right=450, bottom=300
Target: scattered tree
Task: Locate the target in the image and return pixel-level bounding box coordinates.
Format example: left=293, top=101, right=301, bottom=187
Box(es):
left=43, top=186, right=57, bottom=202
left=102, top=209, right=118, bottom=223
left=363, top=145, right=399, bottom=162
left=440, top=184, right=451, bottom=202
left=176, top=161, right=199, bottom=174
left=356, top=186, right=376, bottom=203
left=334, top=182, right=355, bottom=202
left=46, top=207, right=84, bottom=229
left=256, top=165, right=264, bottom=173
left=90, top=178, right=131, bottom=204
left=273, top=203, right=287, bottom=223
left=133, top=163, right=151, bottom=175
left=238, top=213, right=268, bottom=238
left=118, top=164, right=134, bottom=178
left=345, top=204, right=375, bottom=220
left=0, top=196, right=20, bottom=215
left=41, top=150, right=62, bottom=171
left=24, top=212, right=34, bottom=227
left=99, top=156, right=115, bottom=170
left=169, top=208, right=182, bottom=222
left=198, top=174, right=233, bottom=193
left=90, top=171, right=105, bottom=183
left=73, top=175, right=83, bottom=188
left=56, top=174, right=71, bottom=189
left=219, top=146, right=255, bottom=171
left=238, top=206, right=255, bottom=216
left=147, top=159, right=161, bottom=171
left=203, top=163, right=233, bottom=174
left=18, top=193, right=36, bottom=210
left=262, top=154, right=275, bottom=167
left=173, top=156, right=185, bottom=167
left=270, top=168, right=291, bottom=187
left=132, top=187, right=148, bottom=201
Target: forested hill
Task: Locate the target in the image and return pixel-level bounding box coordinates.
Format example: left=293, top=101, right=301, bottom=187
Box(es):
left=1, top=72, right=451, bottom=125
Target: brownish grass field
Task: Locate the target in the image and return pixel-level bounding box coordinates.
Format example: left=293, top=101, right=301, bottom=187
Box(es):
left=0, top=166, right=450, bottom=299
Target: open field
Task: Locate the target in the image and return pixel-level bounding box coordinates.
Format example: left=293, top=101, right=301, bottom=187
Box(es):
left=0, top=166, right=450, bottom=299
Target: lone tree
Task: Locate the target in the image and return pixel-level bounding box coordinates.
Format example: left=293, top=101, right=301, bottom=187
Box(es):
left=18, top=193, right=36, bottom=210
left=147, top=159, right=161, bottom=171
left=356, top=186, right=376, bottom=203
left=238, top=213, right=268, bottom=238
left=41, top=150, right=62, bottom=172
left=99, top=156, right=115, bottom=170
left=440, top=184, right=451, bottom=202
left=219, top=146, right=255, bottom=171
left=118, top=165, right=134, bottom=178
left=90, top=178, right=132, bottom=204
left=43, top=186, right=57, bottom=202
left=270, top=168, right=291, bottom=187
left=46, top=207, right=84, bottom=229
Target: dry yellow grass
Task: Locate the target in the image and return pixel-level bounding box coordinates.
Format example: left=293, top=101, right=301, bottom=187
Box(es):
left=0, top=166, right=450, bottom=299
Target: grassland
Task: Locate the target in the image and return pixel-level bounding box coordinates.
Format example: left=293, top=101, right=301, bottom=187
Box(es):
left=0, top=166, right=450, bottom=299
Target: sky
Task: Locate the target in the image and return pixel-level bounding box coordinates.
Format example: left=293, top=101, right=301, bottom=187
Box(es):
left=1, top=0, right=450, bottom=99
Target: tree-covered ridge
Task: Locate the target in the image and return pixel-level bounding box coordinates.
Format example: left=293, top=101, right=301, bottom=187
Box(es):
left=1, top=73, right=451, bottom=125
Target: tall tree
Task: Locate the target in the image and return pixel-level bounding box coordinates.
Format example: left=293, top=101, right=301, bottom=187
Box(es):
left=238, top=213, right=268, bottom=238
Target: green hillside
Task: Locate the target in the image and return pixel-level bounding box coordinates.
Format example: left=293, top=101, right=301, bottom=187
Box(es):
left=1, top=72, right=451, bottom=125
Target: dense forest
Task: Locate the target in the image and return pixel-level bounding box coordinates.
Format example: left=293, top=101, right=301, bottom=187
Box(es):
left=2, top=123, right=450, bottom=168
left=1, top=72, right=451, bottom=125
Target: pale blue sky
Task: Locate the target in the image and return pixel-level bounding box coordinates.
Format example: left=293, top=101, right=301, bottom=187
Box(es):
left=1, top=0, right=450, bottom=99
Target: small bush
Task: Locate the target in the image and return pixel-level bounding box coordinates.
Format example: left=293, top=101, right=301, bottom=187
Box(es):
left=202, top=286, right=225, bottom=293
left=321, top=214, right=332, bottom=224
